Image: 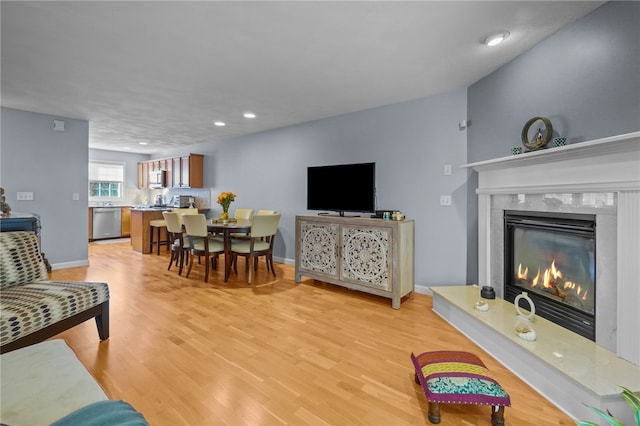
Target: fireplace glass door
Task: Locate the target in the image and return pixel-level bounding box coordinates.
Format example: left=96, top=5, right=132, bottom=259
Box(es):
left=504, top=211, right=596, bottom=340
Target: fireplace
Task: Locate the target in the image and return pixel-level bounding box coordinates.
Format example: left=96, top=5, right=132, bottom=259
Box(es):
left=504, top=210, right=596, bottom=340
left=457, top=132, right=639, bottom=421
left=465, top=132, right=640, bottom=366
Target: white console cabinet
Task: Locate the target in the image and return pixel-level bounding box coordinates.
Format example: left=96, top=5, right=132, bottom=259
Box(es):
left=295, top=215, right=415, bottom=309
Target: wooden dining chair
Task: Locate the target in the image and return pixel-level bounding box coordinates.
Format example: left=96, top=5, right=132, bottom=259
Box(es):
left=182, top=214, right=224, bottom=283
left=162, top=211, right=190, bottom=275
left=230, top=213, right=281, bottom=284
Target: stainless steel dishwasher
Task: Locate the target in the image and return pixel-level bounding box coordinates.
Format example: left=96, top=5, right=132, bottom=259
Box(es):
left=92, top=207, right=122, bottom=240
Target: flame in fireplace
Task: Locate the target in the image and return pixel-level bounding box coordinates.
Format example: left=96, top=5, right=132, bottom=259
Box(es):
left=541, top=260, right=562, bottom=289
left=564, top=281, right=589, bottom=301
left=517, top=264, right=529, bottom=280
left=532, top=269, right=540, bottom=287
left=517, top=259, right=590, bottom=302
left=550, top=260, right=562, bottom=280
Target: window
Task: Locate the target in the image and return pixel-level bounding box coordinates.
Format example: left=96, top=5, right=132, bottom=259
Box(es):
left=89, top=161, right=125, bottom=201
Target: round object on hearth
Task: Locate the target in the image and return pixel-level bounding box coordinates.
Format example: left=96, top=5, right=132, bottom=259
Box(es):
left=516, top=328, right=537, bottom=341
left=521, top=117, right=553, bottom=151
left=474, top=300, right=489, bottom=311
left=514, top=291, right=536, bottom=321
left=515, top=321, right=537, bottom=341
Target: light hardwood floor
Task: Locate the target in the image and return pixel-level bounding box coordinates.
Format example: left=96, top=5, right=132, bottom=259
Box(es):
left=50, top=241, right=574, bottom=425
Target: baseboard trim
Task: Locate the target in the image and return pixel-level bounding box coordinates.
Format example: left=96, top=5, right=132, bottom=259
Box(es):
left=50, top=260, right=90, bottom=270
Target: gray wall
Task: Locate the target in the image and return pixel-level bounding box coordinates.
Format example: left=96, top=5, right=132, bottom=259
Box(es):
left=466, top=1, right=640, bottom=283
left=155, top=89, right=469, bottom=290
left=1, top=107, right=90, bottom=267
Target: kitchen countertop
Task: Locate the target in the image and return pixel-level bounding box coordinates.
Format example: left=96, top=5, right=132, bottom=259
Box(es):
left=130, top=206, right=170, bottom=211
left=130, top=206, right=209, bottom=211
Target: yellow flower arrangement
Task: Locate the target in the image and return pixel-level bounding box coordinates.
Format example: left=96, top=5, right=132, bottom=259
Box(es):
left=217, top=191, right=236, bottom=219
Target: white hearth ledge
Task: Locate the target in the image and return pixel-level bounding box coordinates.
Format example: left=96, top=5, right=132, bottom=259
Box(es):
left=431, top=285, right=640, bottom=424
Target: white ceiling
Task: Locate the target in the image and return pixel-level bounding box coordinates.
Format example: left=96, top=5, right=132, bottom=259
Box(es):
left=1, top=1, right=605, bottom=154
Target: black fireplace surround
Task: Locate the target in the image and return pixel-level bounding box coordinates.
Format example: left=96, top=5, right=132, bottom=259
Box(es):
left=504, top=210, right=596, bottom=340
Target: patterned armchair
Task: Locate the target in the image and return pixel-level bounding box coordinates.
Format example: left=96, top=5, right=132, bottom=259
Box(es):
left=0, top=231, right=110, bottom=353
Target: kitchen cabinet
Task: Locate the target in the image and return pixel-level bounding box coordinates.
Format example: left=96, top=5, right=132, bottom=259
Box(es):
left=121, top=207, right=131, bottom=237
left=164, top=159, right=173, bottom=188
left=137, top=162, right=149, bottom=189
left=137, top=154, right=203, bottom=189
left=88, top=208, right=93, bottom=240
left=295, top=215, right=415, bottom=309
left=172, top=157, right=181, bottom=188
left=180, top=156, right=190, bottom=186
left=175, top=154, right=203, bottom=188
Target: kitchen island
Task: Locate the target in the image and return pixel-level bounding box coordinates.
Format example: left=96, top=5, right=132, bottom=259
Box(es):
left=130, top=208, right=169, bottom=254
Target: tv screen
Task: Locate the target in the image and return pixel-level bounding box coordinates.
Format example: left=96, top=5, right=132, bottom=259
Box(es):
left=307, top=162, right=376, bottom=214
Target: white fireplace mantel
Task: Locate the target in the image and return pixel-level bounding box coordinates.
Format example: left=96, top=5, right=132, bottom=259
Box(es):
left=467, top=132, right=640, bottom=194
left=464, top=131, right=640, bottom=365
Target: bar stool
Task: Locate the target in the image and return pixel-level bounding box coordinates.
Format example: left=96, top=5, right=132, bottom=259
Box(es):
left=149, top=219, right=169, bottom=255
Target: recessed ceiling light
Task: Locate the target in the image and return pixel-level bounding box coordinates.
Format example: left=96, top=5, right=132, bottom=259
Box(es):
left=124, top=147, right=131, bottom=150
left=139, top=142, right=148, bottom=145
left=484, top=31, right=510, bottom=47
left=243, top=112, right=256, bottom=119
left=213, top=121, right=226, bottom=127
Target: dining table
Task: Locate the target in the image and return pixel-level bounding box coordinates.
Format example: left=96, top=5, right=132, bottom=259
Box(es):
left=207, top=219, right=251, bottom=282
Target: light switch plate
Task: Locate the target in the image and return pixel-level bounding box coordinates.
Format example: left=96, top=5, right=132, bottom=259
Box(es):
left=72, top=192, right=80, bottom=201
left=17, top=191, right=34, bottom=201
left=444, top=164, right=452, bottom=176
left=440, top=195, right=451, bottom=206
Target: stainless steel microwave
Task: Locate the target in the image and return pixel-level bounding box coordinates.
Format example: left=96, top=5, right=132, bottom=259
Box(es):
left=148, top=170, right=167, bottom=188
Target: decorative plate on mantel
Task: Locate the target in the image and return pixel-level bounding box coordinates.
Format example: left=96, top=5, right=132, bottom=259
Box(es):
left=521, top=116, right=553, bottom=151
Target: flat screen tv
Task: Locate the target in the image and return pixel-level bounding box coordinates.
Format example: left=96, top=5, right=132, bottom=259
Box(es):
left=307, top=162, right=376, bottom=215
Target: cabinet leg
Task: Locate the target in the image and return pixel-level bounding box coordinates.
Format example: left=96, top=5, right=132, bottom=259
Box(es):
left=295, top=273, right=302, bottom=283
left=392, top=296, right=400, bottom=309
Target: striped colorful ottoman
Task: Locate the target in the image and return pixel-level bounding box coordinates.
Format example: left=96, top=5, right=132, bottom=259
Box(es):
left=411, top=351, right=511, bottom=425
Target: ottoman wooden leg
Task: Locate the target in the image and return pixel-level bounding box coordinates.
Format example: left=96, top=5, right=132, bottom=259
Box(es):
left=491, top=405, right=505, bottom=425
left=414, top=373, right=420, bottom=385
left=428, top=401, right=441, bottom=424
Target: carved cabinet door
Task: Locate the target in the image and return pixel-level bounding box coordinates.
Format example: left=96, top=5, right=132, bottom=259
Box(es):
left=298, top=221, right=340, bottom=279
left=340, top=225, right=391, bottom=291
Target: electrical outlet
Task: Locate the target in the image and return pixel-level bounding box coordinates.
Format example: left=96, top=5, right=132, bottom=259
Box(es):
left=440, top=195, right=451, bottom=206
left=17, top=191, right=34, bottom=201
left=444, top=164, right=452, bottom=176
